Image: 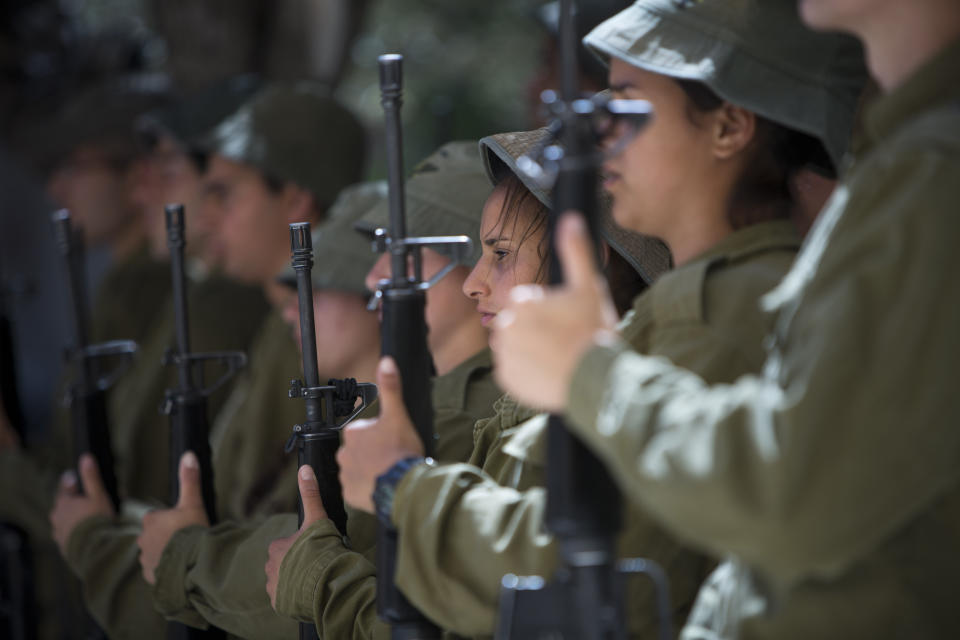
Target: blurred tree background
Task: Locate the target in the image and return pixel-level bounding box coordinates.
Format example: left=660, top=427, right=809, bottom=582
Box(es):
left=2, top=0, right=545, bottom=177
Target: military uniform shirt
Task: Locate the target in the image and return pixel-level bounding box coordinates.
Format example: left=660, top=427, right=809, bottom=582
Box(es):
left=563, top=38, right=960, bottom=640
left=386, top=220, right=800, bottom=638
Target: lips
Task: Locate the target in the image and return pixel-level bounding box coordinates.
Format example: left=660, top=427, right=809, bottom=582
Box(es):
left=477, top=309, right=495, bottom=328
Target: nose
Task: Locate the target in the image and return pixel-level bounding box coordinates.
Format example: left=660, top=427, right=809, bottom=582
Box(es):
left=365, top=252, right=391, bottom=293
left=462, top=257, right=490, bottom=301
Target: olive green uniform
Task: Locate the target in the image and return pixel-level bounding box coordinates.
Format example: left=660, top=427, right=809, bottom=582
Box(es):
left=259, top=349, right=501, bottom=639
left=559, top=39, right=960, bottom=640
left=58, top=307, right=297, bottom=638
left=379, top=221, right=798, bottom=638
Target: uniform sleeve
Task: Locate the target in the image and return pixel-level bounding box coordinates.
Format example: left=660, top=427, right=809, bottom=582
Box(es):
left=0, top=448, right=58, bottom=539
left=275, top=518, right=389, bottom=640
left=565, top=148, right=960, bottom=585
left=391, top=461, right=556, bottom=636
left=64, top=514, right=169, bottom=639
left=152, top=514, right=300, bottom=638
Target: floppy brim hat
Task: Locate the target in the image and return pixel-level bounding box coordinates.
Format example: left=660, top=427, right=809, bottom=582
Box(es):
left=583, top=0, right=867, bottom=173
left=479, top=128, right=671, bottom=285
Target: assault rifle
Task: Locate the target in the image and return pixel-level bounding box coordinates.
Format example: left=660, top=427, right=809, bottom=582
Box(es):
left=372, top=53, right=471, bottom=640
left=494, top=2, right=671, bottom=639
left=286, top=222, right=377, bottom=640
left=161, top=204, right=246, bottom=640
left=52, top=209, right=136, bottom=511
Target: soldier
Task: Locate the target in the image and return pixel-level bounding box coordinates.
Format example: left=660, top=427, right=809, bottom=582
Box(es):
left=135, top=142, right=500, bottom=639
left=47, top=84, right=366, bottom=639
left=491, top=0, right=960, bottom=638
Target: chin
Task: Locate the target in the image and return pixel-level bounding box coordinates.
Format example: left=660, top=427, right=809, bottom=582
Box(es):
left=798, top=0, right=855, bottom=31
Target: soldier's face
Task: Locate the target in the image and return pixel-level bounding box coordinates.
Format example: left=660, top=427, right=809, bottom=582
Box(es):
left=46, top=145, right=133, bottom=246
left=602, top=59, right=719, bottom=241
left=282, top=288, right=380, bottom=376
left=365, top=248, right=477, bottom=357
left=463, top=184, right=546, bottom=329
left=132, top=136, right=204, bottom=261
left=200, top=155, right=287, bottom=282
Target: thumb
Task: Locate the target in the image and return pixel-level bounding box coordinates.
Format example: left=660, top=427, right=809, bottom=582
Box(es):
left=175, top=451, right=205, bottom=511
left=297, top=465, right=327, bottom=525
left=78, top=453, right=107, bottom=502
left=376, top=357, right=406, bottom=419
left=557, top=212, right=599, bottom=290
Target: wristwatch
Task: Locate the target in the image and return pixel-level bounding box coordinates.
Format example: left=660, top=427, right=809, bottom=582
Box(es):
left=373, top=456, right=435, bottom=525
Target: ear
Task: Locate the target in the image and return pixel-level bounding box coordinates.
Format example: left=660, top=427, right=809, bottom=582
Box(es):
left=711, top=103, right=756, bottom=160
left=280, top=184, right=318, bottom=225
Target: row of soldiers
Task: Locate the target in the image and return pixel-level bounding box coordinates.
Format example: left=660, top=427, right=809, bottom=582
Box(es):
left=2, top=0, right=959, bottom=638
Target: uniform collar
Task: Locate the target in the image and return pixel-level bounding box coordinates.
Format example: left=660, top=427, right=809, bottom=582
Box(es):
left=432, top=347, right=494, bottom=412
left=864, top=36, right=960, bottom=147
left=683, top=220, right=800, bottom=272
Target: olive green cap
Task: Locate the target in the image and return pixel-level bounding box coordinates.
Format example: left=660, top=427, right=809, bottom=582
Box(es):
left=136, top=75, right=261, bottom=151
left=479, top=128, right=672, bottom=284
left=276, top=181, right=387, bottom=295
left=359, top=141, right=492, bottom=267
left=201, top=83, right=366, bottom=208
left=583, top=0, right=867, bottom=172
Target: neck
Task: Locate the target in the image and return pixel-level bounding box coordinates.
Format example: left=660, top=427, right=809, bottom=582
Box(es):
left=858, top=4, right=960, bottom=91
left=429, top=318, right=488, bottom=377
left=343, top=346, right=380, bottom=385
left=662, top=201, right=733, bottom=267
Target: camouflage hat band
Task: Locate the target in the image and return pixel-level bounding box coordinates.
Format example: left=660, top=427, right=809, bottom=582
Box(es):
left=584, top=0, right=867, bottom=171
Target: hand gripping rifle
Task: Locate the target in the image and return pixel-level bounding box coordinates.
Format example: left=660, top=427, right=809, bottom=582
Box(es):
left=52, top=209, right=136, bottom=512
left=495, top=2, right=671, bottom=639
left=285, top=222, right=377, bottom=640
left=373, top=54, right=471, bottom=640
left=161, top=205, right=246, bottom=640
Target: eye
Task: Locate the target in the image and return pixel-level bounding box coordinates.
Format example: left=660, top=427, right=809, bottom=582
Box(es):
left=494, top=249, right=510, bottom=261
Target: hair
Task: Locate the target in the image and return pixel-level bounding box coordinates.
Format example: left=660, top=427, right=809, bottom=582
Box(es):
left=494, top=172, right=551, bottom=283
left=675, top=79, right=834, bottom=230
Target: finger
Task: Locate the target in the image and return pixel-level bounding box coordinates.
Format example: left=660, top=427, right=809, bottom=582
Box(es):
left=175, top=451, right=205, bottom=511
left=59, top=469, right=79, bottom=495
left=376, top=356, right=405, bottom=419
left=557, top=212, right=600, bottom=290
left=297, top=465, right=327, bottom=524
left=78, top=453, right=107, bottom=501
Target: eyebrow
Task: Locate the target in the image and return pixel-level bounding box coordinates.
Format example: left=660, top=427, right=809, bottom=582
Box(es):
left=483, top=235, right=509, bottom=247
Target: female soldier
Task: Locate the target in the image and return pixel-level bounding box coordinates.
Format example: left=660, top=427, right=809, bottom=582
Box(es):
left=334, top=3, right=865, bottom=636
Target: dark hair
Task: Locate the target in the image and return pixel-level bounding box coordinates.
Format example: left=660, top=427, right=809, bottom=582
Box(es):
left=494, top=172, right=551, bottom=283
left=675, top=79, right=834, bottom=230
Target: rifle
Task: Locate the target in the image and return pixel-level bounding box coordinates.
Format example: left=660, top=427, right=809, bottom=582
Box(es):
left=161, top=204, right=247, bottom=640
left=494, top=2, right=671, bottom=639
left=285, top=222, right=377, bottom=640
left=52, top=209, right=136, bottom=511
left=372, top=53, right=471, bottom=640
left=0, top=275, right=35, bottom=640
